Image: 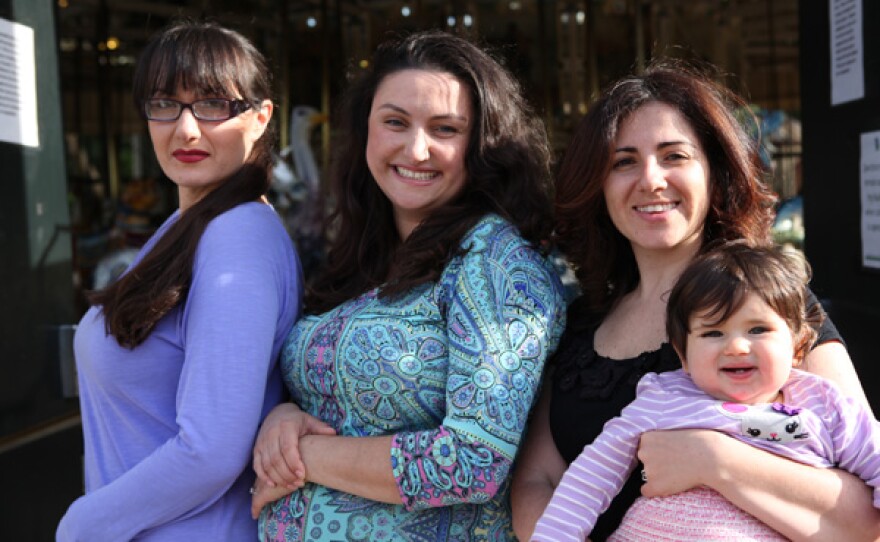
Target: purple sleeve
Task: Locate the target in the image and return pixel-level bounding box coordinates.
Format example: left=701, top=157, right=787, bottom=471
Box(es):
left=56, top=205, right=301, bottom=541
left=530, top=374, right=665, bottom=541
left=823, top=380, right=880, bottom=507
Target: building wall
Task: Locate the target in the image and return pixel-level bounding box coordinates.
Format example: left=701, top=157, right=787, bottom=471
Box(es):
left=0, top=1, right=82, bottom=539
left=0, top=2, right=871, bottom=539
left=800, top=0, right=880, bottom=411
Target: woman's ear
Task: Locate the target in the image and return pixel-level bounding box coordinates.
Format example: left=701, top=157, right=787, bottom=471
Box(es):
left=251, top=99, right=273, bottom=139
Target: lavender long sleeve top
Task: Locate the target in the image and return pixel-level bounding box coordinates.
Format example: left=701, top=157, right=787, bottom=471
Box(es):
left=57, top=202, right=302, bottom=541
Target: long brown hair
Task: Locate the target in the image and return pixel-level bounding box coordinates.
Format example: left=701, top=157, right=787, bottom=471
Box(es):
left=88, top=21, right=276, bottom=347
left=555, top=59, right=777, bottom=321
left=307, top=31, right=554, bottom=314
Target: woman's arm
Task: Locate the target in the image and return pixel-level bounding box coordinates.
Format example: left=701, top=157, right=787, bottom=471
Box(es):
left=252, top=402, right=337, bottom=490
left=301, top=434, right=399, bottom=501
left=638, top=429, right=880, bottom=541
left=802, top=341, right=872, bottom=412
left=804, top=288, right=872, bottom=411
left=510, top=382, right=569, bottom=541
left=387, top=226, right=566, bottom=512
left=252, top=433, right=401, bottom=517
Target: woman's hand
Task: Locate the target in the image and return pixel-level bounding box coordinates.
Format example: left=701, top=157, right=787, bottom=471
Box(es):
left=250, top=475, right=296, bottom=519
left=637, top=429, right=723, bottom=497
left=254, top=408, right=401, bottom=510
left=638, top=429, right=880, bottom=541
left=252, top=402, right=336, bottom=490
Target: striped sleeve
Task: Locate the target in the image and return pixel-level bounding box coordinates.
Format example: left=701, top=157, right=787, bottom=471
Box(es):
left=530, top=373, right=673, bottom=541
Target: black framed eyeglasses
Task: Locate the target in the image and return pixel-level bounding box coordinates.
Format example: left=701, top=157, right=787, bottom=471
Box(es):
left=142, top=98, right=254, bottom=122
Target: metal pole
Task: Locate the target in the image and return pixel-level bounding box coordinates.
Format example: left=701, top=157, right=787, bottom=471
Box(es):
left=634, top=0, right=645, bottom=73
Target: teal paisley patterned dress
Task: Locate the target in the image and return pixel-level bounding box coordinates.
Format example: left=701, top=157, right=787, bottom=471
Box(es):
left=258, top=214, right=566, bottom=541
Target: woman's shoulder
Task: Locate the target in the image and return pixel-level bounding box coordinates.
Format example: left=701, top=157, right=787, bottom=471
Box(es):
left=437, top=214, right=564, bottom=309
left=453, top=214, right=561, bottom=283
left=203, top=202, right=290, bottom=243
left=210, top=200, right=283, bottom=227
left=198, top=202, right=296, bottom=263
left=460, top=214, right=525, bottom=247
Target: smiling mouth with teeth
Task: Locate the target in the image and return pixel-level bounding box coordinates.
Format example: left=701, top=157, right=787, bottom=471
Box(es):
left=395, top=166, right=438, bottom=181
left=635, top=203, right=677, bottom=213
left=723, top=367, right=755, bottom=374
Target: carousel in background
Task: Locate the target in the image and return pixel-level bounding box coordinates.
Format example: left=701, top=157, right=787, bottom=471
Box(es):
left=270, top=105, right=327, bottom=278
left=55, top=0, right=802, bottom=303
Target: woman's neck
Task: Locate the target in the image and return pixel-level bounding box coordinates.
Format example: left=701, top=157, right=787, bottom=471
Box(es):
left=594, top=241, right=702, bottom=359
left=630, top=242, right=702, bottom=302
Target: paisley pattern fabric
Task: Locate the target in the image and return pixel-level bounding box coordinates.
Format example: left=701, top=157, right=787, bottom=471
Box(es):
left=259, top=215, right=566, bottom=541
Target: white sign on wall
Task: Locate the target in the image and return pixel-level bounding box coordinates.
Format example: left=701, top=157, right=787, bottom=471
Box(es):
left=830, top=0, right=864, bottom=105
left=861, top=131, right=880, bottom=269
left=0, top=17, right=38, bottom=148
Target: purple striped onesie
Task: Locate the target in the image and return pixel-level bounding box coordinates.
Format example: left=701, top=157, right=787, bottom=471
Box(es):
left=531, top=368, right=880, bottom=541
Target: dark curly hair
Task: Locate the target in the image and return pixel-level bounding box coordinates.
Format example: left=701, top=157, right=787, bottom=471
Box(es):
left=307, top=30, right=554, bottom=314
left=89, top=20, right=276, bottom=347
left=555, top=59, right=777, bottom=320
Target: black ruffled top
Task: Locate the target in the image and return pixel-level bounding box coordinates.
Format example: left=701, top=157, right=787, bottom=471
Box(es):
left=547, top=321, right=681, bottom=540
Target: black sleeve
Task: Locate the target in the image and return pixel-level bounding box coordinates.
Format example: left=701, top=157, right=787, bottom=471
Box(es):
left=806, top=287, right=845, bottom=348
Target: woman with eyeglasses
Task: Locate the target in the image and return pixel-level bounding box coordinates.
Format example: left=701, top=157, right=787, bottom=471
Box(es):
left=56, top=21, right=302, bottom=542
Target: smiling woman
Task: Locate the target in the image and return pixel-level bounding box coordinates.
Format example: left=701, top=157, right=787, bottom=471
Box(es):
left=510, top=59, right=879, bottom=542
left=366, top=69, right=471, bottom=239
left=603, top=101, right=710, bottom=260
left=248, top=31, right=567, bottom=541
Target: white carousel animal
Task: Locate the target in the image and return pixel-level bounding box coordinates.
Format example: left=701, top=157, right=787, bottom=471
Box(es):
left=270, top=105, right=327, bottom=274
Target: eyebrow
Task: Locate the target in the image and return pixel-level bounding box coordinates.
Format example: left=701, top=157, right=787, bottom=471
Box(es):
left=375, top=103, right=468, bottom=122
left=614, top=140, right=698, bottom=153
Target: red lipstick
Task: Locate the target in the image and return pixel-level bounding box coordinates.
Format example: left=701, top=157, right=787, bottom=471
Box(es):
left=173, top=149, right=209, bottom=163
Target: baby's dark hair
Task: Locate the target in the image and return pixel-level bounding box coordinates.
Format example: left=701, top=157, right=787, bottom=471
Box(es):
left=667, top=240, right=823, bottom=363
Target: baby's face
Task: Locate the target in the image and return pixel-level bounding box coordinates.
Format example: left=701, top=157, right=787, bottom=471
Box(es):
left=680, top=292, right=796, bottom=404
